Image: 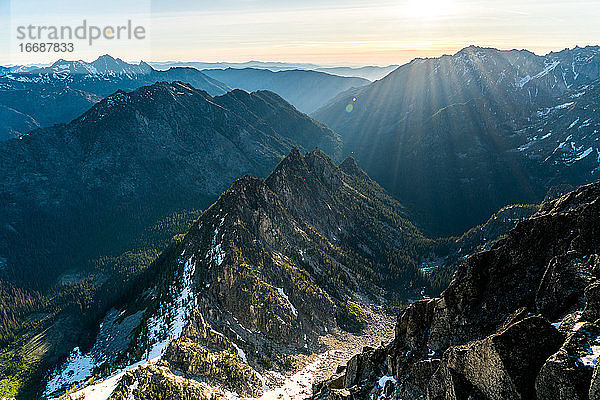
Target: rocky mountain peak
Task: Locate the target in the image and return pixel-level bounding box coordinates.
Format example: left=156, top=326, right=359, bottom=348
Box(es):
left=72, top=81, right=213, bottom=128
left=91, top=54, right=121, bottom=67
left=304, top=148, right=343, bottom=189
left=208, top=175, right=276, bottom=217
left=339, top=156, right=369, bottom=180
left=265, top=147, right=311, bottom=188
left=264, top=148, right=341, bottom=231
left=266, top=147, right=344, bottom=191
left=85, top=54, right=154, bottom=75
left=38, top=142, right=437, bottom=399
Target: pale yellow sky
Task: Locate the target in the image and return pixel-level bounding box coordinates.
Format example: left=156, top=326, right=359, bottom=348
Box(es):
left=2, top=0, right=600, bottom=66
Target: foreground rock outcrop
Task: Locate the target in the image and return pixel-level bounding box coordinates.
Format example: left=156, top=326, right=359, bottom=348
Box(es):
left=313, top=181, right=600, bottom=400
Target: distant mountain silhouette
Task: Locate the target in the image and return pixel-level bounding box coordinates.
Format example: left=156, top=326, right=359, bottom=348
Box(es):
left=202, top=67, right=369, bottom=113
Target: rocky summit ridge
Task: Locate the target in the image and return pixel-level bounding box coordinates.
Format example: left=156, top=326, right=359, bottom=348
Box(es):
left=43, top=148, right=432, bottom=399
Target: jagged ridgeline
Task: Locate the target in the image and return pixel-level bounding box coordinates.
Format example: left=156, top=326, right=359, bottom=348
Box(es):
left=43, top=148, right=432, bottom=398
left=312, top=181, right=600, bottom=400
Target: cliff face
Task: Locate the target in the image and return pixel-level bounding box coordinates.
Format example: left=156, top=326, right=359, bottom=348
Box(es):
left=313, top=181, right=600, bottom=400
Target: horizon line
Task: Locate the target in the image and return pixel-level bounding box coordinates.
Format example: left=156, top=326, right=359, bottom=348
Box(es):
left=3, top=43, right=599, bottom=69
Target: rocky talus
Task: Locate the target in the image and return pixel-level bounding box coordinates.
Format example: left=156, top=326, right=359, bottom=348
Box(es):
left=313, top=181, right=600, bottom=400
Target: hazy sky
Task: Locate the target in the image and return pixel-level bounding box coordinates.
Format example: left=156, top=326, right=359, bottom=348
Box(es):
left=2, top=0, right=599, bottom=66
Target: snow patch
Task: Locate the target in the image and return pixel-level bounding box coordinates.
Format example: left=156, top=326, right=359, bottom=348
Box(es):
left=225, top=390, right=241, bottom=400
left=378, top=374, right=397, bottom=388
left=532, top=60, right=560, bottom=80
left=46, top=254, right=197, bottom=398
left=518, top=75, right=531, bottom=88
left=551, top=320, right=562, bottom=329
left=45, top=347, right=96, bottom=395
left=568, top=118, right=580, bottom=130
left=128, top=378, right=139, bottom=400
left=556, top=102, right=575, bottom=109
left=581, top=345, right=600, bottom=367
left=419, top=262, right=440, bottom=276
left=375, top=374, right=397, bottom=399
left=207, top=217, right=226, bottom=266
left=573, top=147, right=594, bottom=162
left=144, top=255, right=196, bottom=360
left=277, top=287, right=298, bottom=317
left=51, top=358, right=158, bottom=400
left=231, top=342, right=248, bottom=363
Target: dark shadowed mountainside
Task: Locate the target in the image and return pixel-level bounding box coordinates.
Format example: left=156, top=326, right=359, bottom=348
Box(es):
left=0, top=81, right=341, bottom=289
left=313, top=45, right=600, bottom=235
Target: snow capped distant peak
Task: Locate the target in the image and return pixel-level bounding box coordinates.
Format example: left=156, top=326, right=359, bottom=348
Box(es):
left=26, top=55, right=155, bottom=77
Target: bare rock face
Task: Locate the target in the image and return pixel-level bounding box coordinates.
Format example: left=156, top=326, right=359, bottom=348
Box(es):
left=536, top=322, right=600, bottom=400
left=394, top=299, right=436, bottom=354
left=445, top=316, right=563, bottom=400
left=396, top=359, right=441, bottom=400
left=329, top=388, right=353, bottom=400
left=428, top=363, right=488, bottom=400
left=583, top=271, right=600, bottom=322
left=536, top=253, right=598, bottom=319
left=589, top=362, right=600, bottom=400
left=344, top=347, right=387, bottom=389
left=327, top=373, right=346, bottom=390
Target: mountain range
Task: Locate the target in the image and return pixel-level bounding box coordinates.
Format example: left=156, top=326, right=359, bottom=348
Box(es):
left=2, top=45, right=600, bottom=400
left=202, top=68, right=370, bottom=113
left=0, top=56, right=230, bottom=138
left=0, top=81, right=341, bottom=289
left=313, top=45, right=600, bottom=235
left=0, top=56, right=383, bottom=138
left=150, top=61, right=399, bottom=81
